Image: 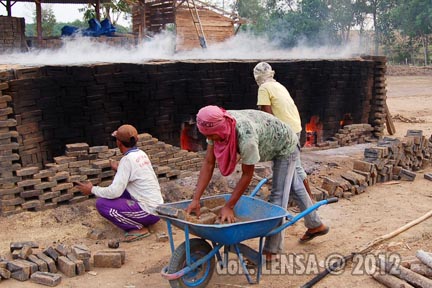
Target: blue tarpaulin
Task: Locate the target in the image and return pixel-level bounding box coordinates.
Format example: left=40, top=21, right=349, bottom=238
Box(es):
left=61, top=18, right=116, bottom=37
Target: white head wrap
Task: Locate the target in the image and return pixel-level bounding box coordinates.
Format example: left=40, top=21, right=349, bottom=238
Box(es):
left=253, top=62, right=275, bottom=86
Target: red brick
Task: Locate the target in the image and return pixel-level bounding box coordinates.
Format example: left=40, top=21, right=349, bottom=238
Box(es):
left=57, top=256, right=76, bottom=277
left=30, top=271, right=62, bottom=286
left=93, top=252, right=122, bottom=268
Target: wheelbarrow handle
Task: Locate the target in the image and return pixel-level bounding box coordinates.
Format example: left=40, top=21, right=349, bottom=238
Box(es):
left=250, top=177, right=271, bottom=198
left=265, top=197, right=338, bottom=237
left=326, top=197, right=338, bottom=204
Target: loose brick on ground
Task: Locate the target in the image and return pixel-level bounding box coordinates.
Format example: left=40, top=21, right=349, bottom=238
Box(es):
left=66, top=253, right=85, bottom=275
left=28, top=254, right=48, bottom=272
left=30, top=271, right=62, bottom=286
left=36, top=252, right=57, bottom=273
left=43, top=247, right=60, bottom=261
left=0, top=267, right=11, bottom=279
left=57, top=256, right=76, bottom=277
left=18, top=245, right=33, bottom=259
left=71, top=244, right=91, bottom=260
left=93, top=251, right=122, bottom=268
left=10, top=241, right=39, bottom=252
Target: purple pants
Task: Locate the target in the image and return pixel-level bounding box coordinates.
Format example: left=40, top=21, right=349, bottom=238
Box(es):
left=95, top=190, right=160, bottom=232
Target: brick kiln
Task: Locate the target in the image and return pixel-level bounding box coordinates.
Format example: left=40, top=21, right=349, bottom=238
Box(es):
left=0, top=56, right=388, bottom=215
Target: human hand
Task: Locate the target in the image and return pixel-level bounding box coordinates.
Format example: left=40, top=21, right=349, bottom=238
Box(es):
left=219, top=206, right=236, bottom=224
left=110, top=159, right=119, bottom=171
left=75, top=181, right=93, bottom=196
left=186, top=199, right=201, bottom=218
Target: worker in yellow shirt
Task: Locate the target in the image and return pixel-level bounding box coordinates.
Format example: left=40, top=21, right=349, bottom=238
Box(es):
left=253, top=61, right=313, bottom=201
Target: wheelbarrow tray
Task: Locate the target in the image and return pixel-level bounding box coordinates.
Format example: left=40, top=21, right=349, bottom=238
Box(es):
left=157, top=194, right=289, bottom=245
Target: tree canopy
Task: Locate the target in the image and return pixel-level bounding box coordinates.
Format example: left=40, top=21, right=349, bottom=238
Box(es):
left=233, top=0, right=432, bottom=65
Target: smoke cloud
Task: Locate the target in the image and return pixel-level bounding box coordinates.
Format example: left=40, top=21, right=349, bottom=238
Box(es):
left=1, top=31, right=368, bottom=66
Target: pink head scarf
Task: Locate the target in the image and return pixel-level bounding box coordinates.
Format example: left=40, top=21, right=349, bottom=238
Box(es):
left=196, top=105, right=238, bottom=176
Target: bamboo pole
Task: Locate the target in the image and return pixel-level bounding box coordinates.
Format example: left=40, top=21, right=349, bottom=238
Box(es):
left=358, top=210, right=432, bottom=254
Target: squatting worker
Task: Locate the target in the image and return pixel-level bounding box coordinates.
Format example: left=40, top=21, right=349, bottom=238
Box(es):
left=253, top=61, right=314, bottom=200
left=76, top=124, right=163, bottom=243
left=185, top=106, right=328, bottom=261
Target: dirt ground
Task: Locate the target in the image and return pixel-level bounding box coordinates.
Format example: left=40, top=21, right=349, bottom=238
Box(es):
left=1, top=66, right=432, bottom=288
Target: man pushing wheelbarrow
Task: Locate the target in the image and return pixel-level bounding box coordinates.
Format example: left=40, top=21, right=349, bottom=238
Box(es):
left=158, top=105, right=335, bottom=288
left=186, top=106, right=329, bottom=261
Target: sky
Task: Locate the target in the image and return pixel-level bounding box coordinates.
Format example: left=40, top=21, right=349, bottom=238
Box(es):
left=2, top=2, right=131, bottom=26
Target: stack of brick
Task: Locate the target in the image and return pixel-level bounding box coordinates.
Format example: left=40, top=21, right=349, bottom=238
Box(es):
left=27, top=36, right=137, bottom=51
left=135, top=133, right=203, bottom=180
left=0, top=58, right=390, bottom=216
left=1, top=242, right=99, bottom=285
left=318, top=129, right=432, bottom=199
left=0, top=82, right=23, bottom=216
left=0, top=130, right=203, bottom=216
left=332, top=124, right=374, bottom=146
left=362, top=56, right=387, bottom=138
left=1, top=60, right=385, bottom=168
left=0, top=16, right=28, bottom=52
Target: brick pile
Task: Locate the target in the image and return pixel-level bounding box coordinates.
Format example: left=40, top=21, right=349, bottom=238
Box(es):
left=0, top=58, right=391, bottom=216
left=313, top=129, right=432, bottom=200
left=331, top=124, right=375, bottom=146
left=27, top=35, right=137, bottom=50
left=1, top=59, right=386, bottom=167
left=1, top=241, right=124, bottom=285
left=0, top=81, right=203, bottom=216
left=0, top=133, right=203, bottom=216
left=363, top=56, right=388, bottom=138
left=0, top=16, right=28, bottom=52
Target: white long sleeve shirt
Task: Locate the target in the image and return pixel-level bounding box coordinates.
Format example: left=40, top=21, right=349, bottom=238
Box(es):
left=91, top=148, right=163, bottom=214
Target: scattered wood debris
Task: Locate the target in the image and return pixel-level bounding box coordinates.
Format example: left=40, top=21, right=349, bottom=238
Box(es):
left=373, top=249, right=432, bottom=288
left=392, top=114, right=426, bottom=123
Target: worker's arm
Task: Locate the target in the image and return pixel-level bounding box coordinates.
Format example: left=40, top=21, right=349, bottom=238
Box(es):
left=220, top=163, right=255, bottom=223
left=259, top=105, right=273, bottom=115
left=186, top=144, right=216, bottom=217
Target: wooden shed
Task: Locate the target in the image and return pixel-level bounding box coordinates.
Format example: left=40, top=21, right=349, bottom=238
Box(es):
left=132, top=0, right=244, bottom=51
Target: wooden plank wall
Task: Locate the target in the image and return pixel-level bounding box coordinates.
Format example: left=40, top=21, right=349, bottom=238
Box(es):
left=131, top=1, right=234, bottom=49
left=132, top=0, right=175, bottom=37
left=175, top=7, right=234, bottom=51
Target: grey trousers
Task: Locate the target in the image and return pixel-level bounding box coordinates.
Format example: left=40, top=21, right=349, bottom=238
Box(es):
left=296, top=132, right=307, bottom=180
left=263, top=148, right=322, bottom=254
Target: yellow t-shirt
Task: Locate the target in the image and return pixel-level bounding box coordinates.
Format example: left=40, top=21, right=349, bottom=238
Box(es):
left=257, top=81, right=302, bottom=133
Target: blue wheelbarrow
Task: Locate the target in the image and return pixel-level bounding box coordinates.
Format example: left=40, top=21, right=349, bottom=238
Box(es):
left=158, top=178, right=338, bottom=287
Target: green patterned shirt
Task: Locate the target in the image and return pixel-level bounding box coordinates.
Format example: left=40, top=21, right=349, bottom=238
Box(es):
left=212, top=110, right=298, bottom=165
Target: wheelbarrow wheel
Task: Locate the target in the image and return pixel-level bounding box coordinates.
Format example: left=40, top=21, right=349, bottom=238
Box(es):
left=167, top=238, right=215, bottom=288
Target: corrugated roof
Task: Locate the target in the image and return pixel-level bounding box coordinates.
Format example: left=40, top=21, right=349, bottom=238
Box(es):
left=5, top=0, right=111, bottom=4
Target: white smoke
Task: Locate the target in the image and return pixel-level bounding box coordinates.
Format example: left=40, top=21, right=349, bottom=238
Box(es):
left=1, top=30, right=367, bottom=66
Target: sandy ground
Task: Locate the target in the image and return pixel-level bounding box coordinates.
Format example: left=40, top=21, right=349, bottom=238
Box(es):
left=1, top=70, right=432, bottom=288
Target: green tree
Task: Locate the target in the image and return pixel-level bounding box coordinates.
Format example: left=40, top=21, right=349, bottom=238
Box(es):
left=367, top=0, right=397, bottom=55
left=328, top=0, right=357, bottom=44
left=33, top=6, right=57, bottom=37
left=235, top=0, right=268, bottom=33
left=268, top=0, right=336, bottom=47
left=79, top=0, right=131, bottom=25
left=391, top=0, right=432, bottom=65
